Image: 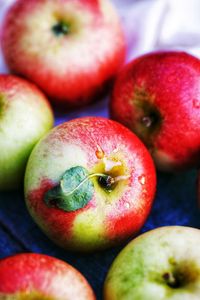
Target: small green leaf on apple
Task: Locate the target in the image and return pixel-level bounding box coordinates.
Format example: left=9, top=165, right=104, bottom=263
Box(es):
left=45, top=166, right=94, bottom=212
left=44, top=165, right=123, bottom=212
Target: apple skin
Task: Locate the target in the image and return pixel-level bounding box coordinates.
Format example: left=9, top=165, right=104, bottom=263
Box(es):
left=110, top=51, right=200, bottom=171
left=104, top=226, right=200, bottom=300
left=0, top=74, right=54, bottom=191
left=2, top=0, right=126, bottom=107
left=24, top=117, right=156, bottom=252
left=0, top=253, right=95, bottom=299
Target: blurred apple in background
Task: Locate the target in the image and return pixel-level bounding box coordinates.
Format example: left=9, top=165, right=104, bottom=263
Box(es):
left=1, top=0, right=126, bottom=108
left=110, top=51, right=200, bottom=172
left=25, top=117, right=156, bottom=252
left=104, top=226, right=200, bottom=300
left=0, top=253, right=95, bottom=299
left=0, top=74, right=54, bottom=190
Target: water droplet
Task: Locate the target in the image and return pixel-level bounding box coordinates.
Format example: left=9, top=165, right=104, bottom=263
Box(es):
left=125, top=202, right=130, bottom=209
left=193, top=99, right=200, bottom=108
left=138, top=175, right=146, bottom=185
left=95, top=145, right=104, bottom=159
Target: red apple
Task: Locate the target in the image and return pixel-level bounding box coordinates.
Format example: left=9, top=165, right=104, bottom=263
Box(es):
left=1, top=0, right=126, bottom=107
left=24, top=117, right=156, bottom=252
left=0, top=253, right=95, bottom=299
left=0, top=74, right=54, bottom=190
left=110, top=51, right=200, bottom=171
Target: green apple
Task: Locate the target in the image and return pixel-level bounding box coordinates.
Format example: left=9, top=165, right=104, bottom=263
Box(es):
left=0, top=74, right=54, bottom=190
left=104, top=226, right=200, bottom=300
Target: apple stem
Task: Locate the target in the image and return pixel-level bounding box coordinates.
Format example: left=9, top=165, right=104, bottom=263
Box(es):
left=141, top=116, right=153, bottom=128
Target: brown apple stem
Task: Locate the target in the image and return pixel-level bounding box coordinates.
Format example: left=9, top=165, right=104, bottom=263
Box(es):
left=91, top=173, right=129, bottom=191
left=141, top=116, right=153, bottom=128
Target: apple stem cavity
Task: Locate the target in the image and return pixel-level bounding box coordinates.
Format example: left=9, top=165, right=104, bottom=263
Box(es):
left=98, top=174, right=115, bottom=192
left=52, top=21, right=70, bottom=36
left=163, top=272, right=182, bottom=289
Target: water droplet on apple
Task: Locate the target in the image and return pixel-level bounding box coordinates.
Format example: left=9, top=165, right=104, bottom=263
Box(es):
left=138, top=175, right=146, bottom=185
left=124, top=202, right=130, bottom=209
left=193, top=99, right=200, bottom=108
left=95, top=145, right=104, bottom=159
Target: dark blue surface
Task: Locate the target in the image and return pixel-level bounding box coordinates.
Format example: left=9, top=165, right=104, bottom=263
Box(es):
left=0, top=97, right=200, bottom=299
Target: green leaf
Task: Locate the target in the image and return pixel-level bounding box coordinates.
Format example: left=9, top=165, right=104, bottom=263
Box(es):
left=44, top=166, right=94, bottom=212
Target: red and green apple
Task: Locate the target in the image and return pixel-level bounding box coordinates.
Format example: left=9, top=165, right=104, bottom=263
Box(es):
left=0, top=74, right=54, bottom=190
left=24, top=117, right=156, bottom=252
left=104, top=226, right=200, bottom=300
left=110, top=51, right=200, bottom=171
left=2, top=0, right=126, bottom=107
left=0, top=253, right=95, bottom=299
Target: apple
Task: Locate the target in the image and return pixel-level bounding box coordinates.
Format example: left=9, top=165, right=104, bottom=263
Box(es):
left=0, top=253, right=95, bottom=299
left=0, top=74, right=54, bottom=191
left=1, top=0, right=126, bottom=107
left=104, top=226, right=200, bottom=300
left=24, top=117, right=156, bottom=252
left=110, top=51, right=200, bottom=171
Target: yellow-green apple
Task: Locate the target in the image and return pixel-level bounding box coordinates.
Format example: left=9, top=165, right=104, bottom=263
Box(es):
left=1, top=0, right=126, bottom=107
left=0, top=253, right=95, bottom=299
left=0, top=74, right=54, bottom=190
left=24, top=117, right=156, bottom=252
left=104, top=226, right=200, bottom=300
left=110, top=51, right=200, bottom=171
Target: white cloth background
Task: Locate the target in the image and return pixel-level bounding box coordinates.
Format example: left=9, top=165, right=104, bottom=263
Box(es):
left=0, top=0, right=200, bottom=72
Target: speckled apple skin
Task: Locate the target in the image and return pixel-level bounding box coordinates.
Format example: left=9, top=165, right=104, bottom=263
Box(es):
left=0, top=74, right=54, bottom=190
left=110, top=51, right=200, bottom=171
left=2, top=0, right=126, bottom=107
left=24, top=117, right=156, bottom=252
left=0, top=253, right=95, bottom=300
